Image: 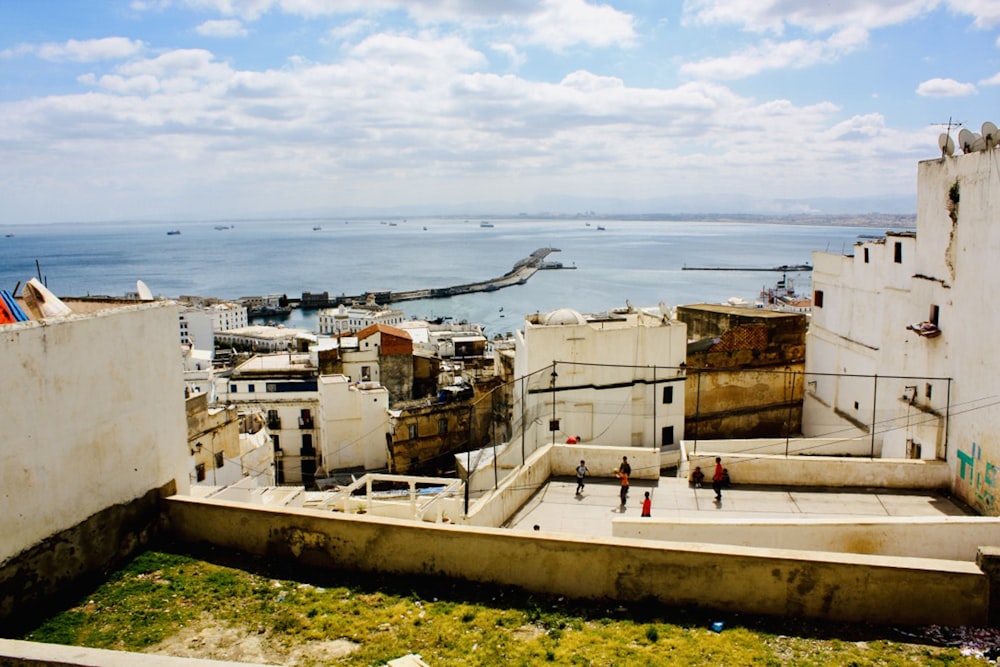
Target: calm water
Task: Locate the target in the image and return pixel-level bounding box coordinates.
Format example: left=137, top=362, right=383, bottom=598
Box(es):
left=1, top=217, right=885, bottom=336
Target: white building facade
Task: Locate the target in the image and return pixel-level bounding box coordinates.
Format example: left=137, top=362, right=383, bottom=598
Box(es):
left=513, top=304, right=688, bottom=457
left=805, top=138, right=1000, bottom=514
left=317, top=303, right=405, bottom=336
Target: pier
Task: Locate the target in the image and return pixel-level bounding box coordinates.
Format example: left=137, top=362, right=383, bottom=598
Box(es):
left=681, top=263, right=812, bottom=272
left=391, top=247, right=562, bottom=302
left=288, top=248, right=566, bottom=310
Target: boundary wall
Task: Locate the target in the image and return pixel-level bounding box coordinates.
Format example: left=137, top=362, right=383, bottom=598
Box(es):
left=164, top=494, right=987, bottom=627
left=678, top=440, right=950, bottom=489
left=613, top=516, right=1000, bottom=562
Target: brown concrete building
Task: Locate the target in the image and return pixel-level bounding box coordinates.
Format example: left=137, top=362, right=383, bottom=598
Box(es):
left=676, top=304, right=808, bottom=439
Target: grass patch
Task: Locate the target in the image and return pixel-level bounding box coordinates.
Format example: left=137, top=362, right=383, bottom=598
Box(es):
left=22, top=546, right=985, bottom=667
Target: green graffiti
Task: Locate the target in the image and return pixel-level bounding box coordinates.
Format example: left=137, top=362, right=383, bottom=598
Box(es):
left=957, top=448, right=975, bottom=481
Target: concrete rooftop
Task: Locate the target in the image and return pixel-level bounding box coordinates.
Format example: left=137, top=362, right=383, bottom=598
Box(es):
left=506, top=476, right=974, bottom=537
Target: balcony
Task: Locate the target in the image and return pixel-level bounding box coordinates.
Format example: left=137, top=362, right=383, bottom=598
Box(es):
left=298, top=417, right=314, bottom=429
left=267, top=417, right=282, bottom=429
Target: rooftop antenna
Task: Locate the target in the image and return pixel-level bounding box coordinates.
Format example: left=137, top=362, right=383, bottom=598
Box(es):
left=932, top=117, right=962, bottom=157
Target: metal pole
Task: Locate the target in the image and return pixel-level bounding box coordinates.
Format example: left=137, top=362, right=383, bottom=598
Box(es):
left=550, top=362, right=558, bottom=446
left=652, top=365, right=657, bottom=450
left=693, top=369, right=701, bottom=455
left=870, top=373, right=878, bottom=459
left=464, top=404, right=471, bottom=515
left=520, top=374, right=526, bottom=465
left=944, top=378, right=952, bottom=460
left=784, top=368, right=795, bottom=457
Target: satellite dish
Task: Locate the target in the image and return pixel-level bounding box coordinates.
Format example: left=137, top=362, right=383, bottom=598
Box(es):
left=136, top=279, right=154, bottom=301
left=973, top=136, right=987, bottom=152
left=983, top=121, right=998, bottom=149
left=938, top=132, right=955, bottom=156
left=958, top=128, right=977, bottom=153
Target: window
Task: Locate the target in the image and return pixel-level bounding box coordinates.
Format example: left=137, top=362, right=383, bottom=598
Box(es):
left=248, top=384, right=255, bottom=393
left=272, top=435, right=280, bottom=452
left=408, top=424, right=418, bottom=439
left=267, top=410, right=281, bottom=429
left=863, top=248, right=869, bottom=263
left=925, top=383, right=933, bottom=400
left=195, top=463, right=206, bottom=482
left=929, top=304, right=940, bottom=326
left=662, top=425, right=675, bottom=446
left=361, top=365, right=371, bottom=380
left=230, top=384, right=237, bottom=393
left=438, top=418, right=448, bottom=436
left=301, top=433, right=314, bottom=454
left=814, top=290, right=824, bottom=308
left=894, top=241, right=902, bottom=264
left=214, top=451, right=224, bottom=468
left=662, top=386, right=674, bottom=404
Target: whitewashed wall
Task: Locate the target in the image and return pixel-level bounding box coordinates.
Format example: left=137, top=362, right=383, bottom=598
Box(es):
left=0, top=302, right=189, bottom=563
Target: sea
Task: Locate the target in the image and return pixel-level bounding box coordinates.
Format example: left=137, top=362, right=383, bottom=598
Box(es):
left=1, top=216, right=897, bottom=337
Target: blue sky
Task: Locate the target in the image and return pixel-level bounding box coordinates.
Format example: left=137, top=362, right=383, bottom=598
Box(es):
left=1, top=0, right=998, bottom=223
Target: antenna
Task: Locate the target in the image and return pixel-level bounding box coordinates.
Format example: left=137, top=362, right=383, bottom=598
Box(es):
left=931, top=117, right=963, bottom=157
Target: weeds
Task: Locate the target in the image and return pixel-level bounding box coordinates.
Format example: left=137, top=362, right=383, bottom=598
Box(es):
left=22, top=548, right=986, bottom=666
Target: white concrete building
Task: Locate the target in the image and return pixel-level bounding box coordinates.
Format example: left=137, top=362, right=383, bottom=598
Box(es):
left=317, top=302, right=405, bottom=336
left=178, top=306, right=214, bottom=350
left=513, top=303, right=688, bottom=456
left=318, top=375, right=391, bottom=472
left=218, top=353, right=390, bottom=483
left=804, top=133, right=1000, bottom=514
left=215, top=325, right=314, bottom=353
left=207, top=302, right=248, bottom=331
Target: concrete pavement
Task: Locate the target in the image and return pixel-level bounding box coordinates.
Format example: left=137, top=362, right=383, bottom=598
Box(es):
left=505, top=475, right=974, bottom=537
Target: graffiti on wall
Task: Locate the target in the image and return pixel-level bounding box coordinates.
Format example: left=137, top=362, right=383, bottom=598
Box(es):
left=957, top=441, right=996, bottom=511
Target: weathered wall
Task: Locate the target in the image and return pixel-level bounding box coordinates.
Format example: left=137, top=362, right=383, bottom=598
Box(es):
left=164, top=495, right=987, bottom=627
left=679, top=307, right=807, bottom=440
left=613, top=516, right=1000, bottom=562
left=0, top=302, right=188, bottom=631
left=683, top=452, right=950, bottom=489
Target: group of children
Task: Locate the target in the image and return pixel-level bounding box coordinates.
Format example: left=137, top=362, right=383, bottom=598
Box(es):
left=576, top=456, right=652, bottom=516
left=689, top=457, right=730, bottom=501
left=571, top=455, right=732, bottom=516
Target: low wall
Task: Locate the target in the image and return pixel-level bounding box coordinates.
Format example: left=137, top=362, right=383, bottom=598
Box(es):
left=465, top=445, right=552, bottom=527
left=0, top=638, right=272, bottom=667
left=0, top=482, right=175, bottom=636
left=613, top=516, right=1000, bottom=562
left=682, top=452, right=950, bottom=489
left=683, top=437, right=875, bottom=458
left=165, top=495, right=988, bottom=627
left=549, top=444, right=661, bottom=480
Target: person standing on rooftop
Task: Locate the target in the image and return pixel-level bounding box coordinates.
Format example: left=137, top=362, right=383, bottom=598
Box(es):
left=713, top=457, right=724, bottom=502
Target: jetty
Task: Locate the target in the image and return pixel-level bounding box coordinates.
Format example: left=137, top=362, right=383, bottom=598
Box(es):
left=285, top=248, right=568, bottom=311
left=390, top=248, right=562, bottom=302
left=681, top=263, right=812, bottom=272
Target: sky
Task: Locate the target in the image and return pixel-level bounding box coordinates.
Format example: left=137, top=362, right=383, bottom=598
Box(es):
left=1, top=0, right=999, bottom=224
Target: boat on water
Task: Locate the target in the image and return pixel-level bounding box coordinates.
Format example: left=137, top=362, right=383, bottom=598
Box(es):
left=166, top=230, right=181, bottom=235
left=214, top=225, right=230, bottom=231
left=313, top=226, right=322, bottom=231
left=4, top=233, right=13, bottom=238
left=596, top=225, right=606, bottom=230
left=480, top=221, right=494, bottom=228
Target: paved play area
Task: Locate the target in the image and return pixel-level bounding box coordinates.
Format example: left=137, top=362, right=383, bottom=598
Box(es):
left=505, top=475, right=975, bottom=537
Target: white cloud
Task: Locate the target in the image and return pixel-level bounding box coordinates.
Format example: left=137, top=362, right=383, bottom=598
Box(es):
left=3, top=37, right=145, bottom=62
left=195, top=19, right=249, bottom=37
left=981, top=72, right=1000, bottom=86
left=947, top=0, right=1000, bottom=29
left=681, top=28, right=868, bottom=80
left=682, top=0, right=940, bottom=34
left=521, top=0, right=636, bottom=50
left=916, top=77, right=978, bottom=96
left=489, top=42, right=527, bottom=70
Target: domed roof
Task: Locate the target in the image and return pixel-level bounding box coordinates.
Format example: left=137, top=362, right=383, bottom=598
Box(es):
left=543, top=308, right=586, bottom=326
